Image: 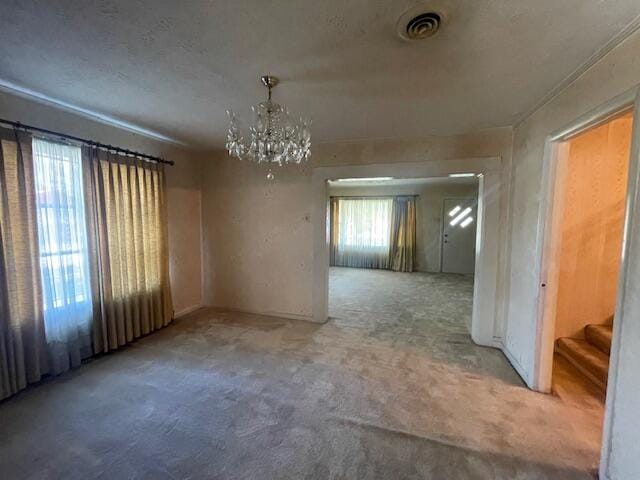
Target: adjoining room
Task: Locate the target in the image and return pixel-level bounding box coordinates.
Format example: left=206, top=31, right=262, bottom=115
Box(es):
left=328, top=176, right=479, bottom=340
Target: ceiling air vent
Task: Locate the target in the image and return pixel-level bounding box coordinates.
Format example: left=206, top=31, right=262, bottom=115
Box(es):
left=405, top=12, right=441, bottom=39
left=396, top=5, right=446, bottom=41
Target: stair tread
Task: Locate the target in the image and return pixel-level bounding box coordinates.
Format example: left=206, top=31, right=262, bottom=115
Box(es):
left=585, top=324, right=612, bottom=355
left=556, top=337, right=609, bottom=389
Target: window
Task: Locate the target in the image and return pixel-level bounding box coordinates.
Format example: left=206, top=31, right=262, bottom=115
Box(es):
left=32, top=138, right=92, bottom=340
left=337, top=198, right=392, bottom=251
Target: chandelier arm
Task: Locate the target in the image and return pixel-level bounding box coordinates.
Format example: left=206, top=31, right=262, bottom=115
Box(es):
left=226, top=75, right=310, bottom=178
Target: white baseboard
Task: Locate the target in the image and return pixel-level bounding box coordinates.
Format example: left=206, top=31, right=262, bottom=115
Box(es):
left=207, top=305, right=317, bottom=323
left=174, top=304, right=203, bottom=319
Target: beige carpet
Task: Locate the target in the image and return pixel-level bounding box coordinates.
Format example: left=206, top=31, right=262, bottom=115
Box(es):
left=0, top=267, right=602, bottom=479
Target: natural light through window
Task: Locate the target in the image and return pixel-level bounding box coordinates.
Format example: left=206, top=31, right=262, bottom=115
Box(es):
left=450, top=206, right=472, bottom=226
left=32, top=138, right=93, bottom=341
left=337, top=198, right=392, bottom=250
left=333, top=177, right=394, bottom=183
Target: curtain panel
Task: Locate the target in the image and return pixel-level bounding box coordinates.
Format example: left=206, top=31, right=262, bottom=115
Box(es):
left=83, top=147, right=173, bottom=353
left=329, top=197, right=341, bottom=266
left=329, top=196, right=416, bottom=273
left=0, top=129, right=49, bottom=400
left=32, top=138, right=94, bottom=375
left=389, top=196, right=417, bottom=272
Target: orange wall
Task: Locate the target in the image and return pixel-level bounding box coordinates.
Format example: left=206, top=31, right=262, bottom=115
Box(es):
left=554, top=112, right=632, bottom=339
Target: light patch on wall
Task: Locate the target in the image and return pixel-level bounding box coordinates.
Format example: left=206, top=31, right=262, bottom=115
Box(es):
left=460, top=217, right=474, bottom=228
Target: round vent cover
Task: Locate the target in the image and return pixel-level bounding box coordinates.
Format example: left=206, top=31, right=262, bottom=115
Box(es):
left=405, top=12, right=441, bottom=39
left=396, top=5, right=446, bottom=41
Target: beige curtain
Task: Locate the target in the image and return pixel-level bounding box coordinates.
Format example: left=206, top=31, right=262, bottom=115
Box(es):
left=0, top=129, right=49, bottom=400
left=83, top=147, right=172, bottom=353
left=389, top=196, right=417, bottom=272
left=329, top=197, right=340, bottom=265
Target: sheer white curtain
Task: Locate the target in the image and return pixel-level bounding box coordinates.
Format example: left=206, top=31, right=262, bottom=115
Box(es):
left=32, top=138, right=93, bottom=374
left=332, top=198, right=392, bottom=269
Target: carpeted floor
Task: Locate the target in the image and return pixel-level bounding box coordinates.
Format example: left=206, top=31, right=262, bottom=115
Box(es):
left=0, top=267, right=602, bottom=479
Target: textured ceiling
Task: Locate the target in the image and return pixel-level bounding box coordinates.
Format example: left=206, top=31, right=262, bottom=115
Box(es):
left=0, top=0, right=638, bottom=149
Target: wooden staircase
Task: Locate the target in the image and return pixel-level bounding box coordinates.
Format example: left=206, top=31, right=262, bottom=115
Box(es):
left=555, top=324, right=612, bottom=391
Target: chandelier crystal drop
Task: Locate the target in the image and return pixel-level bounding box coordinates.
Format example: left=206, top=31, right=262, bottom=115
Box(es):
left=226, top=75, right=311, bottom=179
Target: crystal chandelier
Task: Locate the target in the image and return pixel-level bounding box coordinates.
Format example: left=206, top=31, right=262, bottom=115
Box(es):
left=226, top=75, right=311, bottom=179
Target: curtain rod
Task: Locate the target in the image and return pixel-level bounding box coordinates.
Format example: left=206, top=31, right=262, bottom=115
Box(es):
left=0, top=118, right=174, bottom=166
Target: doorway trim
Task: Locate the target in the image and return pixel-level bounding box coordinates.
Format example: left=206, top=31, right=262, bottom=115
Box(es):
left=532, top=87, right=638, bottom=392
left=531, top=85, right=640, bottom=480
left=311, top=157, right=502, bottom=347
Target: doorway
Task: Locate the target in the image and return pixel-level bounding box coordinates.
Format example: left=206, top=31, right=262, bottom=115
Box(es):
left=311, top=158, right=503, bottom=347
left=326, top=177, right=479, bottom=330
left=536, top=107, right=634, bottom=469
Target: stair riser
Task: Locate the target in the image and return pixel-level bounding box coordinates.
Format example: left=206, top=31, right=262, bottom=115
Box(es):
left=585, top=325, right=612, bottom=355
left=556, top=346, right=607, bottom=391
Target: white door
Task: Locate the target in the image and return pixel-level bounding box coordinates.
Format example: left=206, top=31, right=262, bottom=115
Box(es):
left=441, top=198, right=477, bottom=274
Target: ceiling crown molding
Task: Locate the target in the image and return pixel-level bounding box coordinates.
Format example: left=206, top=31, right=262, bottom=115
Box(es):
left=515, top=14, right=640, bottom=127
left=0, top=79, right=185, bottom=146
